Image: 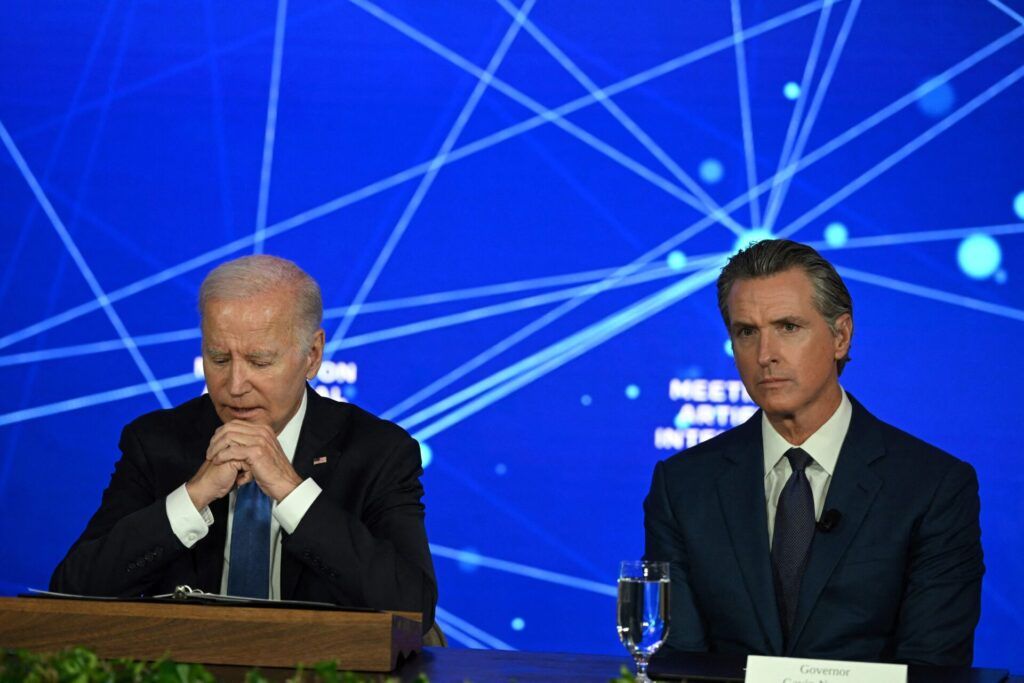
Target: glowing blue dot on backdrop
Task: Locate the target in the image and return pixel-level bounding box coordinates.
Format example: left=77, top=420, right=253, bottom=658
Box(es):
left=1014, top=191, right=1024, bottom=220
left=511, top=618, right=525, bottom=631
left=494, top=463, right=507, bottom=476
left=995, top=270, right=1008, bottom=285
left=698, top=158, right=724, bottom=184
left=666, top=250, right=687, bottom=271
left=419, top=442, right=433, bottom=468
left=915, top=78, right=956, bottom=118
left=783, top=81, right=801, bottom=100
left=724, top=339, right=734, bottom=358
left=957, top=234, right=1002, bottom=280
left=580, top=394, right=592, bottom=406
left=824, top=222, right=849, bottom=247
left=625, top=384, right=640, bottom=400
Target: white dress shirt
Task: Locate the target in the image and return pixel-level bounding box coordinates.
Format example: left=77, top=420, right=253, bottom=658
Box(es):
left=164, top=391, right=323, bottom=598
left=763, top=388, right=852, bottom=546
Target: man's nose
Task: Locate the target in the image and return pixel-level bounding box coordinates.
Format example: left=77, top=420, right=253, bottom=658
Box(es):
left=757, top=333, right=778, bottom=367
left=227, top=364, right=250, bottom=395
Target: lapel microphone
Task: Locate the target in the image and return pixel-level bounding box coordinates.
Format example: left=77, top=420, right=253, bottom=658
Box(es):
left=816, top=509, right=842, bottom=533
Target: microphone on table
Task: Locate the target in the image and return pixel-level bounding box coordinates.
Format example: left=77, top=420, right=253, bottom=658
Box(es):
left=816, top=509, right=842, bottom=533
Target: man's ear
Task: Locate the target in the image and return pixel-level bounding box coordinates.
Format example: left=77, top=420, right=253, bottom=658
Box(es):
left=306, top=329, right=325, bottom=380
left=833, top=313, right=853, bottom=359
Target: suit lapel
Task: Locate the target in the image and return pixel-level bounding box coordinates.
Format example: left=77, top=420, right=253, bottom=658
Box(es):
left=281, top=386, right=347, bottom=599
left=717, top=415, right=784, bottom=654
left=291, top=387, right=345, bottom=483
left=787, top=397, right=884, bottom=652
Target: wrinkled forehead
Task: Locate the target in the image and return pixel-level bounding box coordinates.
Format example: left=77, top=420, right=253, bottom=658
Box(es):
left=201, top=296, right=302, bottom=349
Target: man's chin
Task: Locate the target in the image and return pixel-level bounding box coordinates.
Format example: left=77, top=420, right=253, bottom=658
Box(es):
left=756, top=395, right=797, bottom=420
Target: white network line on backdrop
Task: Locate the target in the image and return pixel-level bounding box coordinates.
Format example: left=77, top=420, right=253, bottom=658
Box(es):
left=2, top=5, right=1021, bottom=438
left=764, top=0, right=863, bottom=230
left=323, top=0, right=537, bottom=360
left=253, top=0, right=289, bottom=254
left=0, top=121, right=170, bottom=410
left=431, top=544, right=616, bottom=597
left=493, top=0, right=747, bottom=235
left=5, top=218, right=1024, bottom=375
left=762, top=0, right=836, bottom=229
left=0, top=0, right=854, bottom=351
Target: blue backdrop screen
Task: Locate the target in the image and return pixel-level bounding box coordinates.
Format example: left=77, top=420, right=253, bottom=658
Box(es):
left=2, top=0, right=1023, bottom=669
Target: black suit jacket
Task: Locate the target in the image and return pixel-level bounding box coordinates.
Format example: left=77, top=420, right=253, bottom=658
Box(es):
left=644, top=395, right=983, bottom=665
left=51, top=387, right=437, bottom=629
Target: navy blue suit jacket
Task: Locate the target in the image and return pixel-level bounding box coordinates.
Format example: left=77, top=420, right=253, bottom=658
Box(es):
left=644, top=395, right=983, bottom=665
left=51, top=387, right=437, bottom=630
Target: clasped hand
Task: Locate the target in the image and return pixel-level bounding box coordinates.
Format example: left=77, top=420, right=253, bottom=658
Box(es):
left=186, top=421, right=302, bottom=510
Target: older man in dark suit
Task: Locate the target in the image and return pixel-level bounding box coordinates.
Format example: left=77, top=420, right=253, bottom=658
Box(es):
left=51, top=255, right=436, bottom=631
left=645, top=239, right=983, bottom=664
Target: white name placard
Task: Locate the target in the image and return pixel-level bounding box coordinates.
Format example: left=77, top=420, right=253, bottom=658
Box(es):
left=746, top=655, right=907, bottom=683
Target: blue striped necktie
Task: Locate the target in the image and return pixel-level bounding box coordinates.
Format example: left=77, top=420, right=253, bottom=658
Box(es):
left=226, top=481, right=271, bottom=598
left=771, top=447, right=816, bottom=639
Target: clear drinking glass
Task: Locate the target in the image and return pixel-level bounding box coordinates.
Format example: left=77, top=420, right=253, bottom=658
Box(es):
left=617, top=560, right=671, bottom=681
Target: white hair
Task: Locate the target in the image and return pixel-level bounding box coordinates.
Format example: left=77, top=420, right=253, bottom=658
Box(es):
left=199, top=255, right=322, bottom=349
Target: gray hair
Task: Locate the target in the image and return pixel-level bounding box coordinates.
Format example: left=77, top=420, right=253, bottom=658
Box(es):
left=199, top=255, right=323, bottom=350
left=717, top=239, right=853, bottom=375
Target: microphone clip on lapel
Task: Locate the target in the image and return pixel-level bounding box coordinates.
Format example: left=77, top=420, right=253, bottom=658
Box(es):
left=816, top=509, right=842, bottom=533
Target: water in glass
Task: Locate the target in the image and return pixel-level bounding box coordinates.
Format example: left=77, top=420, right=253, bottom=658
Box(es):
left=617, top=561, right=670, bottom=681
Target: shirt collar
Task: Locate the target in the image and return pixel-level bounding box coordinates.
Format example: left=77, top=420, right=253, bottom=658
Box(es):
left=276, top=390, right=307, bottom=464
left=761, top=387, right=852, bottom=476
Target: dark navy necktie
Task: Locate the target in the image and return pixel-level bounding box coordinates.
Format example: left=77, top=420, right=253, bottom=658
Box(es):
left=226, top=481, right=271, bottom=598
left=771, top=447, right=816, bottom=638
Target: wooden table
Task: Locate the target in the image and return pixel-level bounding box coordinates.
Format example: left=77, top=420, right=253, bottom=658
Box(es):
left=3, top=596, right=1018, bottom=682
left=0, top=596, right=420, bottom=673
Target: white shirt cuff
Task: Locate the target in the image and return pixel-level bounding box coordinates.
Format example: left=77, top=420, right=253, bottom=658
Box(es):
left=166, top=483, right=213, bottom=548
left=274, top=478, right=322, bottom=535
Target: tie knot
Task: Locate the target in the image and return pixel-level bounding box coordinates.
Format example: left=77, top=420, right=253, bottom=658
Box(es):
left=785, top=447, right=812, bottom=472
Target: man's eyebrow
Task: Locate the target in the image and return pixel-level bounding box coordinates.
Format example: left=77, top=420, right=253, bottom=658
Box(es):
left=771, top=315, right=810, bottom=325
left=245, top=350, right=278, bottom=361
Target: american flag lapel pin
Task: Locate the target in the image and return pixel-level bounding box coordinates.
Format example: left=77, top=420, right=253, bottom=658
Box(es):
left=313, top=455, right=328, bottom=465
